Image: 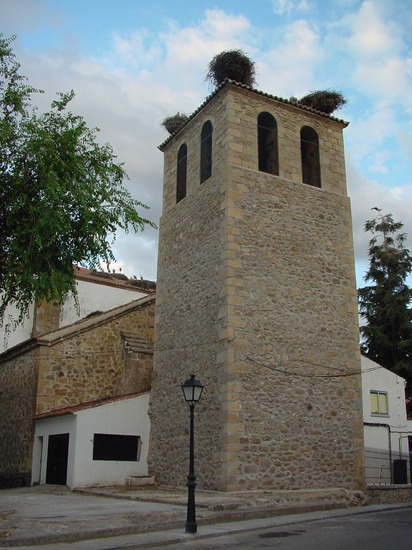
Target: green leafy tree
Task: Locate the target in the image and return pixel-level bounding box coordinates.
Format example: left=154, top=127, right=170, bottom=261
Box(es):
left=0, top=35, right=155, bottom=327
left=358, top=209, right=412, bottom=399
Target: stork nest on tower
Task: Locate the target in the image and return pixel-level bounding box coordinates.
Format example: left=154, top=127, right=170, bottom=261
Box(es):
left=298, top=90, right=347, bottom=115
left=205, top=49, right=257, bottom=88
left=161, top=113, right=189, bottom=134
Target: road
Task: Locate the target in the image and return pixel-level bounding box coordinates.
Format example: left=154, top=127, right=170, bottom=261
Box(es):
left=12, top=505, right=412, bottom=549
left=163, top=507, right=412, bottom=550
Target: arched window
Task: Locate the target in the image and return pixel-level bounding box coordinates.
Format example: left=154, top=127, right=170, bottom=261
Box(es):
left=300, top=126, right=321, bottom=188
left=176, top=143, right=187, bottom=203
left=200, top=120, right=213, bottom=183
left=258, top=112, right=279, bottom=175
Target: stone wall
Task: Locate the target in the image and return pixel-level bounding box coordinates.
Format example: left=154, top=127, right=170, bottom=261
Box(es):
left=0, top=343, right=38, bottom=487
left=366, top=486, right=412, bottom=504
left=222, top=89, right=363, bottom=491
left=150, top=82, right=364, bottom=492
left=36, top=299, right=155, bottom=414
left=149, top=88, right=232, bottom=488
left=31, top=299, right=61, bottom=337
left=0, top=297, right=155, bottom=487
left=149, top=101, right=227, bottom=488
left=224, top=167, right=363, bottom=490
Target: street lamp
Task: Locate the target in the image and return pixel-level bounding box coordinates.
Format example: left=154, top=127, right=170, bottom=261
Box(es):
left=181, top=374, right=204, bottom=534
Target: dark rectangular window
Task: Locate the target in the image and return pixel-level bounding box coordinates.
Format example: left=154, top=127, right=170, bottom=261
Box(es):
left=93, top=433, right=141, bottom=461
left=300, top=125, right=321, bottom=187
left=258, top=112, right=279, bottom=176
left=200, top=120, right=213, bottom=183
left=176, top=143, right=187, bottom=203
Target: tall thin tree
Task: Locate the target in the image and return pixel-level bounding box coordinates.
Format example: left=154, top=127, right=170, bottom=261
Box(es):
left=358, top=209, right=412, bottom=399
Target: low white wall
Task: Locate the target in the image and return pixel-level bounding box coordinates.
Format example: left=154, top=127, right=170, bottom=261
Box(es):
left=32, top=394, right=151, bottom=489
left=72, top=393, right=151, bottom=488
left=32, top=415, right=77, bottom=487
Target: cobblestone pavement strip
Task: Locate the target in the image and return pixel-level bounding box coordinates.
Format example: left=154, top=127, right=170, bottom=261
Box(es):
left=0, top=486, right=189, bottom=547
left=1, top=485, right=411, bottom=548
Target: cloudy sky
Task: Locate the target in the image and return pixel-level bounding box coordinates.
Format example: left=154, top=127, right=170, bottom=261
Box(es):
left=2, top=0, right=412, bottom=286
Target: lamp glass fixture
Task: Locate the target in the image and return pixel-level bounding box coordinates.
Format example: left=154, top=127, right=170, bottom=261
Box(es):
left=182, top=374, right=204, bottom=404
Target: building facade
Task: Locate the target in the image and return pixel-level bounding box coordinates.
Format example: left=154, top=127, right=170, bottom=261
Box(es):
left=0, top=295, right=155, bottom=488
left=362, top=356, right=412, bottom=485
left=149, top=81, right=365, bottom=492
left=32, top=392, right=151, bottom=489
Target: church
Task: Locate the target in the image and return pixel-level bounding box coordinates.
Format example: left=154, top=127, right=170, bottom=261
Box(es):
left=149, top=75, right=364, bottom=492
left=1, top=66, right=366, bottom=493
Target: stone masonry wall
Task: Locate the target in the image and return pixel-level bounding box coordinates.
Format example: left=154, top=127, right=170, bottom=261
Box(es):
left=148, top=91, right=230, bottom=489
left=218, top=87, right=364, bottom=491
left=223, top=169, right=364, bottom=490
left=36, top=300, right=155, bottom=414
left=31, top=299, right=61, bottom=337
left=150, top=83, right=364, bottom=492
left=0, top=345, right=38, bottom=487
left=0, top=299, right=155, bottom=487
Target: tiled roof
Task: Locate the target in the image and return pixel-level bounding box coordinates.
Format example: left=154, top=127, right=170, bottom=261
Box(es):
left=34, top=391, right=149, bottom=420
left=75, top=266, right=156, bottom=293
left=159, top=78, right=349, bottom=150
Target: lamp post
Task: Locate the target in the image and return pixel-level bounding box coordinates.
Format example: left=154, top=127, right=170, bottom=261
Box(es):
left=181, top=374, right=204, bottom=534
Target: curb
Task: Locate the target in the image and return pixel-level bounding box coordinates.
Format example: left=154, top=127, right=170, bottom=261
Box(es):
left=0, top=501, right=378, bottom=548
left=0, top=501, right=350, bottom=548
left=2, top=493, right=412, bottom=548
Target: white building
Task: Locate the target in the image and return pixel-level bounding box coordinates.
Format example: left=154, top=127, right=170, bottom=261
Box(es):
left=362, top=356, right=412, bottom=485
left=32, top=392, right=152, bottom=489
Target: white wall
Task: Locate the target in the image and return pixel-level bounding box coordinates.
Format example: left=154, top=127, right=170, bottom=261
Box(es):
left=73, top=393, right=151, bottom=488
left=361, top=356, right=410, bottom=484
left=32, top=394, right=151, bottom=489
left=0, top=302, right=34, bottom=353
left=362, top=356, right=407, bottom=428
left=60, top=280, right=146, bottom=327
left=32, top=415, right=77, bottom=487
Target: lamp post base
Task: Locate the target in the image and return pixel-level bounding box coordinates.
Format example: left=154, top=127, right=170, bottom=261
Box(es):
left=185, top=473, right=197, bottom=533
left=185, top=522, right=197, bottom=534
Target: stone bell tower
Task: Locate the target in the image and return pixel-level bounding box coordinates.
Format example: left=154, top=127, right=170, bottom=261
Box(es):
left=148, top=80, right=365, bottom=492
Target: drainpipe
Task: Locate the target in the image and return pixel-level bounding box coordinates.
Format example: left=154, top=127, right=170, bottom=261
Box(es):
left=364, top=422, right=392, bottom=484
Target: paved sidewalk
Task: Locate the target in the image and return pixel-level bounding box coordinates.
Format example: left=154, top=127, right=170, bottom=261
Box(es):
left=0, top=484, right=410, bottom=548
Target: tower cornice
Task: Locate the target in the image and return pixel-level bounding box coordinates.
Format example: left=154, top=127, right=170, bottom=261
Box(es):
left=159, top=78, right=349, bottom=151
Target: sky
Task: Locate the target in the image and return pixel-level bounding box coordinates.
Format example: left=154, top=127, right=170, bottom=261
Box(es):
left=2, top=0, right=412, bottom=286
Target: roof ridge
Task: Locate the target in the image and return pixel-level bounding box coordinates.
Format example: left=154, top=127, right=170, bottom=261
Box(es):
left=159, top=79, right=348, bottom=150
left=34, top=390, right=150, bottom=420
left=75, top=266, right=156, bottom=293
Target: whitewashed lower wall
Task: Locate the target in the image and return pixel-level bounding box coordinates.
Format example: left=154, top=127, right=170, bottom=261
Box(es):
left=32, top=393, right=151, bottom=489
left=362, top=357, right=411, bottom=485
left=32, top=415, right=77, bottom=487
left=73, top=393, right=151, bottom=488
